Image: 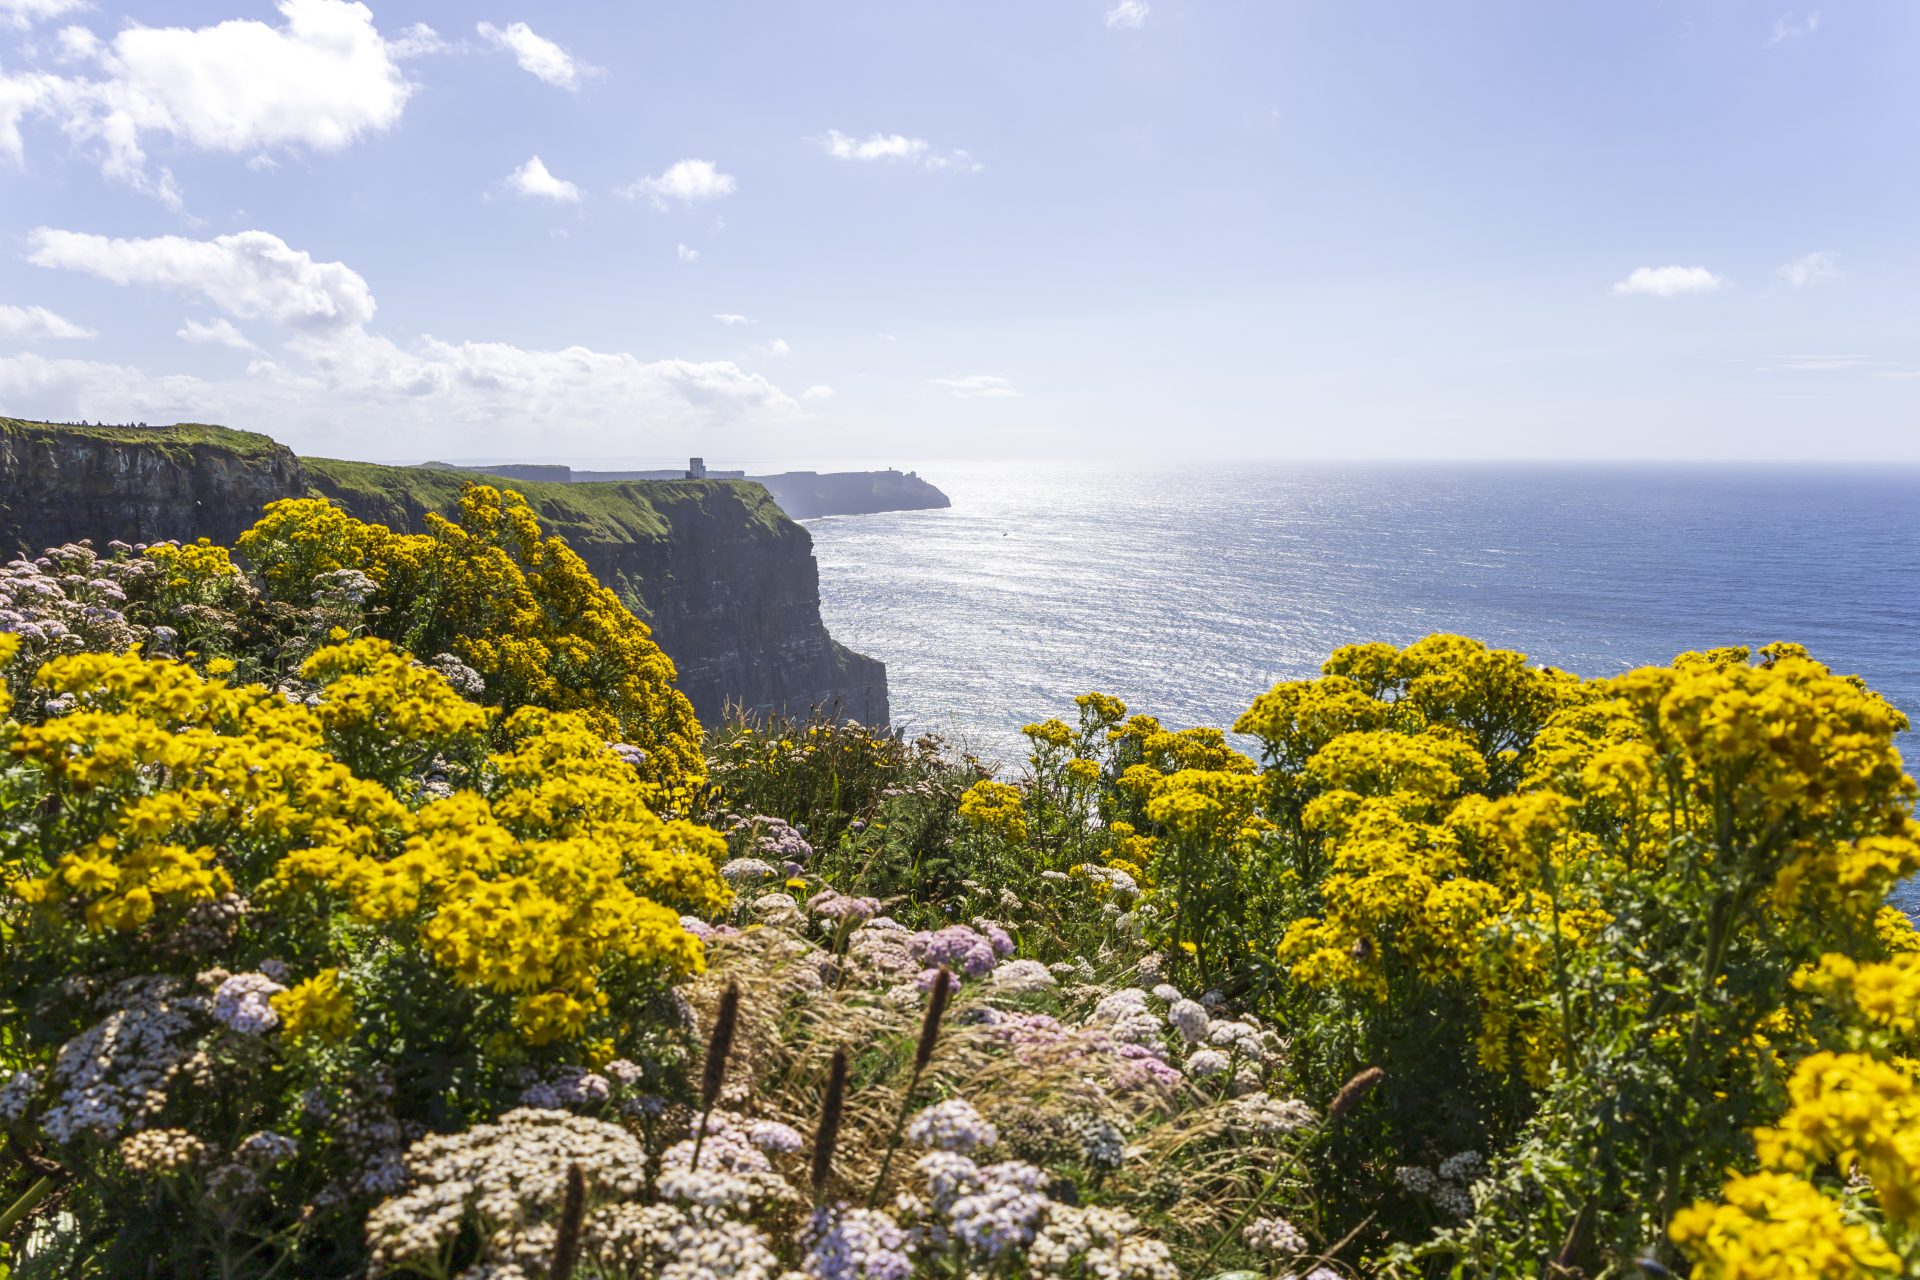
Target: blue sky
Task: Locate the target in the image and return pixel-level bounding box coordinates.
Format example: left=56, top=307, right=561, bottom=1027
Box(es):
left=0, top=1, right=1915, bottom=463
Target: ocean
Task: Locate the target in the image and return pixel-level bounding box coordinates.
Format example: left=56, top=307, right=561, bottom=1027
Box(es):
left=805, top=462, right=1920, bottom=912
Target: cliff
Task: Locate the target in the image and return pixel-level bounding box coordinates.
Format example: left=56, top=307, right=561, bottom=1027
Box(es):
left=431, top=462, right=952, bottom=521
left=746, top=470, right=951, bottom=521
left=0, top=418, right=889, bottom=726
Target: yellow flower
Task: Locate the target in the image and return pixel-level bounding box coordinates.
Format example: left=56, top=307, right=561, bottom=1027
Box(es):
left=273, top=969, right=355, bottom=1044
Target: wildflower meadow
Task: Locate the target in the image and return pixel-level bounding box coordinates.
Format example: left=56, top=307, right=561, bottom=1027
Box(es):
left=0, top=487, right=1916, bottom=1279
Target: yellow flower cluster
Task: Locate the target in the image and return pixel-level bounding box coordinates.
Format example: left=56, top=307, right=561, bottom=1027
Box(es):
left=236, top=485, right=705, bottom=797
left=143, top=537, right=241, bottom=598
left=1265, top=637, right=1920, bottom=1084
left=273, top=969, right=355, bottom=1044
left=1669, top=1171, right=1898, bottom=1279
left=958, top=778, right=1029, bottom=845
left=4, top=640, right=724, bottom=1051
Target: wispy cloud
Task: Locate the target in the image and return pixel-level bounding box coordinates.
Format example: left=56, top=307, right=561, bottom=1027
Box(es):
left=1105, top=1, right=1149, bottom=30
left=505, top=155, right=581, bottom=202
left=1611, top=265, right=1724, bottom=297
left=1769, top=10, right=1821, bottom=46
left=713, top=313, right=755, bottom=325
left=758, top=338, right=791, bottom=357
left=476, top=20, right=595, bottom=90
left=816, top=130, right=981, bottom=173
left=801, top=384, right=834, bottom=401
left=931, top=373, right=1019, bottom=398
left=676, top=243, right=700, bottom=263
left=1776, top=250, right=1840, bottom=288
left=177, top=316, right=256, bottom=350
left=620, top=159, right=737, bottom=209
left=1, top=0, right=87, bottom=30
left=0, top=302, right=94, bottom=340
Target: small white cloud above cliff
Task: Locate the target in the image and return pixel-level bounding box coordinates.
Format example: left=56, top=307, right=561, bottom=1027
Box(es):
left=1611, top=265, right=1723, bottom=297
left=1777, top=251, right=1840, bottom=288
left=505, top=155, right=581, bottom=202
left=931, top=373, right=1019, bottom=398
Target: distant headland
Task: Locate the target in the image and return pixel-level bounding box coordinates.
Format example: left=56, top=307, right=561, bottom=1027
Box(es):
left=420, top=457, right=952, bottom=521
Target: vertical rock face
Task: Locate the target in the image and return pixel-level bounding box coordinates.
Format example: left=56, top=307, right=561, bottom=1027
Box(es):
left=0, top=422, right=307, bottom=550
left=0, top=419, right=890, bottom=727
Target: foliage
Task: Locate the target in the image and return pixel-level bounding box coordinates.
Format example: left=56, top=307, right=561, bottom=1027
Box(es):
left=0, top=635, right=722, bottom=1275
left=3, top=491, right=1917, bottom=1280
left=237, top=485, right=703, bottom=799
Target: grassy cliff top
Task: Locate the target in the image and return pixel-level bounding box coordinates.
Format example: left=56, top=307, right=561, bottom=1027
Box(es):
left=0, top=417, right=795, bottom=545
left=305, top=456, right=794, bottom=546
left=0, top=418, right=291, bottom=460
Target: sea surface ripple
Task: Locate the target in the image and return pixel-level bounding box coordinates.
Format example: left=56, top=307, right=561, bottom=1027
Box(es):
left=805, top=461, right=1920, bottom=912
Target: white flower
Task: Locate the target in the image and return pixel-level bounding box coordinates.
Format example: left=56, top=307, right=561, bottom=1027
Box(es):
left=988, top=959, right=1057, bottom=995
left=1183, top=1048, right=1231, bottom=1078
left=1167, top=998, right=1210, bottom=1043
left=906, top=1099, right=998, bottom=1153
left=210, top=972, right=285, bottom=1035
left=1243, top=1214, right=1307, bottom=1254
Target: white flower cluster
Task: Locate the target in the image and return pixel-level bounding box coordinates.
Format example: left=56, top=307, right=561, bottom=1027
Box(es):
left=1395, top=1149, right=1483, bottom=1219
left=655, top=1110, right=799, bottom=1212
left=364, top=1108, right=648, bottom=1275
left=42, top=977, right=206, bottom=1143
left=1243, top=1213, right=1307, bottom=1254
left=208, top=971, right=286, bottom=1035
left=720, top=857, right=779, bottom=886
left=518, top=1065, right=612, bottom=1109
left=904, top=1099, right=998, bottom=1154
left=1227, top=1091, right=1319, bottom=1137
left=906, top=1152, right=1176, bottom=1278
left=118, top=1127, right=207, bottom=1175
left=988, top=958, right=1057, bottom=995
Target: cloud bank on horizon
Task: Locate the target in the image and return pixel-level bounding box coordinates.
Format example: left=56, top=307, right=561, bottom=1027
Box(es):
left=0, top=0, right=1914, bottom=462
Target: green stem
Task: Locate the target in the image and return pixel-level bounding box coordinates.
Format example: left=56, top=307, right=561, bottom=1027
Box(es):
left=0, top=1174, right=55, bottom=1239
left=866, top=1064, right=925, bottom=1209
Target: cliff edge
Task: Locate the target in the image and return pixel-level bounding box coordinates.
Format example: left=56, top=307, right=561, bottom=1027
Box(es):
left=0, top=419, right=889, bottom=726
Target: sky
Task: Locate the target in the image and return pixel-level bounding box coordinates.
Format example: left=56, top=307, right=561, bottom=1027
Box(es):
left=0, top=1, right=1916, bottom=464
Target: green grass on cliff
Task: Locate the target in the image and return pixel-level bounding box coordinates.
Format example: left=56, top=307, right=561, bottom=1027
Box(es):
left=0, top=418, right=288, bottom=460
left=303, top=456, right=793, bottom=547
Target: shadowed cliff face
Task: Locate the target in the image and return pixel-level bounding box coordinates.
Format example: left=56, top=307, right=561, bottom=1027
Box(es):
left=0, top=419, right=889, bottom=728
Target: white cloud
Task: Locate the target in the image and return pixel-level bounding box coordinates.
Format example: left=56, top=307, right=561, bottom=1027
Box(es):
left=932, top=374, right=1019, bottom=398
left=476, top=20, right=591, bottom=90
left=1770, top=10, right=1821, bottom=45
left=1777, top=250, right=1840, bottom=288
left=822, top=131, right=927, bottom=163
left=1, top=0, right=87, bottom=31
left=1775, top=353, right=1868, bottom=371
left=801, top=384, right=834, bottom=401
left=177, top=316, right=256, bottom=350
left=758, top=338, right=791, bottom=358
left=676, top=243, right=700, bottom=263
left=53, top=24, right=99, bottom=60
left=1610, top=265, right=1724, bottom=297
left=620, top=159, right=737, bottom=209
left=713, top=313, right=755, bottom=325
left=1105, top=1, right=1150, bottom=30
left=816, top=130, right=980, bottom=173
left=389, top=23, right=449, bottom=60
left=505, top=155, right=580, bottom=202
left=29, top=227, right=377, bottom=330
left=0, top=0, right=415, bottom=207
left=3, top=225, right=806, bottom=453
left=0, top=302, right=92, bottom=339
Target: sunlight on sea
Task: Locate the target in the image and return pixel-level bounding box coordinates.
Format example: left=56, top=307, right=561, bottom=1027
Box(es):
left=807, top=460, right=1920, bottom=913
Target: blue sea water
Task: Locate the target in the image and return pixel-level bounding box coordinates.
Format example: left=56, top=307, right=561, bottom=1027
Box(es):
left=804, top=462, right=1920, bottom=913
